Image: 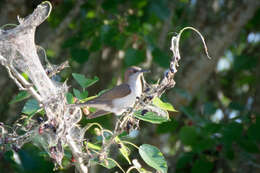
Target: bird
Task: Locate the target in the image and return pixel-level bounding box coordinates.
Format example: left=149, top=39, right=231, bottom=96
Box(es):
left=70, top=66, right=148, bottom=119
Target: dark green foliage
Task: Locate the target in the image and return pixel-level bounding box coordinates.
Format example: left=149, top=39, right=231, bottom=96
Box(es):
left=1, top=0, right=260, bottom=173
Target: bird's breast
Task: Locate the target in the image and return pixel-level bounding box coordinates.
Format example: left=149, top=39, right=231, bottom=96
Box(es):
left=111, top=90, right=138, bottom=115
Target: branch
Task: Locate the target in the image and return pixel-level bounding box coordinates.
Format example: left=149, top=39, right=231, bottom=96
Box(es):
left=168, top=0, right=260, bottom=106
left=0, top=2, right=88, bottom=172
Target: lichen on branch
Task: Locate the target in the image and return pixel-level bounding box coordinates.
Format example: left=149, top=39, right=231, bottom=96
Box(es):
left=0, top=1, right=211, bottom=173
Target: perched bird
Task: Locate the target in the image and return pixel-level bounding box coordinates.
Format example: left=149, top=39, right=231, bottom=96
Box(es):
left=71, top=66, right=148, bottom=119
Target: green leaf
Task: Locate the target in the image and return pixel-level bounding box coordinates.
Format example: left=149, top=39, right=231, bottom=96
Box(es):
left=87, top=142, right=101, bottom=151
left=22, top=99, right=40, bottom=115
left=157, top=118, right=179, bottom=134
left=71, top=48, right=89, bottom=63
left=238, top=138, right=259, bottom=153
left=115, top=137, right=131, bottom=164
left=191, top=158, right=213, bottom=173
left=179, top=126, right=198, bottom=146
left=222, top=122, right=243, bottom=143
left=139, top=144, right=167, bottom=173
left=73, top=88, right=81, bottom=99
left=134, top=110, right=169, bottom=124
left=66, top=92, right=74, bottom=104
left=90, top=158, right=116, bottom=169
left=9, top=91, right=30, bottom=104
left=99, top=159, right=117, bottom=169
left=180, top=106, right=196, bottom=119
left=152, top=48, right=170, bottom=68
left=124, top=48, right=145, bottom=66
left=203, top=102, right=217, bottom=115
left=176, top=152, right=194, bottom=169
left=73, top=88, right=88, bottom=100
left=72, top=73, right=99, bottom=89
left=152, top=97, right=177, bottom=112
left=119, top=143, right=131, bottom=164
left=247, top=118, right=260, bottom=141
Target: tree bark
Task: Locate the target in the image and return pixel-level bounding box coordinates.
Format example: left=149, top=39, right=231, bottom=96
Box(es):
left=168, top=0, right=260, bottom=107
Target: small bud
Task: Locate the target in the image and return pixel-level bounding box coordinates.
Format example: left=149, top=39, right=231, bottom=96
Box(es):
left=126, top=121, right=133, bottom=134
left=71, top=156, right=76, bottom=163
left=73, top=97, right=78, bottom=103
left=46, top=69, right=51, bottom=75
left=49, top=146, right=57, bottom=153
left=37, top=116, right=44, bottom=124
left=104, top=159, right=109, bottom=167
left=38, top=126, right=44, bottom=134
left=132, top=159, right=141, bottom=169
left=147, top=96, right=153, bottom=100
left=141, top=109, right=148, bottom=116
left=94, top=128, right=101, bottom=136
left=117, top=143, right=122, bottom=149
left=44, top=123, right=50, bottom=129
left=187, top=120, right=193, bottom=126
left=82, top=107, right=90, bottom=116
left=144, top=88, right=150, bottom=92
left=216, top=145, right=222, bottom=152
left=11, top=145, right=19, bottom=152
left=69, top=108, right=74, bottom=115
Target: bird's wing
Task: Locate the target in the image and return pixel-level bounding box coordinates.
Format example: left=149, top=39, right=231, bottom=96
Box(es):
left=86, top=110, right=110, bottom=119
left=93, top=83, right=131, bottom=101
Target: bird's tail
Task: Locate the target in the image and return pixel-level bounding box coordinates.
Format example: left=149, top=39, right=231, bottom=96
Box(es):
left=68, top=100, right=108, bottom=109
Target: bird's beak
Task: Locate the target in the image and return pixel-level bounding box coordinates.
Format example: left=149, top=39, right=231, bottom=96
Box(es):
left=139, top=69, right=150, bottom=73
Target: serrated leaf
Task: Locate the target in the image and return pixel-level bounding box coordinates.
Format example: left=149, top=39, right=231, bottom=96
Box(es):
left=22, top=99, right=40, bottom=115
left=9, top=91, right=30, bottom=104
left=139, top=144, right=167, bottom=173
left=134, top=110, right=169, bottom=124
left=72, top=73, right=99, bottom=89
left=152, top=97, right=177, bottom=112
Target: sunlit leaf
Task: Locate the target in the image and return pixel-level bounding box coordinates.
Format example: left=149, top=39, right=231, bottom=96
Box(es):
left=87, top=142, right=101, bottom=151
left=115, top=137, right=131, bottom=164
left=152, top=96, right=177, bottom=112
left=134, top=110, right=169, bottom=124
left=90, top=158, right=116, bottom=169
left=139, top=144, right=167, bottom=173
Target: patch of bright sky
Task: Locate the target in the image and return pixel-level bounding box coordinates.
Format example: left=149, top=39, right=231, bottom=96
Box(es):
left=211, top=109, right=224, bottom=123
left=216, top=50, right=234, bottom=72
left=190, top=0, right=196, bottom=6
left=247, top=32, right=260, bottom=43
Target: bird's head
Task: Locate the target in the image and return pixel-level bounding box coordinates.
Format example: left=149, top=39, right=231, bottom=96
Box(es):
left=124, top=66, right=149, bottom=83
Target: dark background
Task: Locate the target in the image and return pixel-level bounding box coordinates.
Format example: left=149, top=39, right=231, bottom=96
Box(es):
left=0, top=0, right=259, bottom=172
